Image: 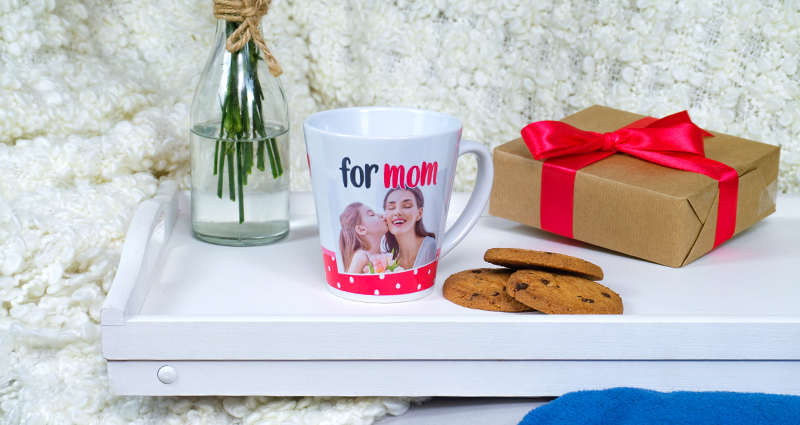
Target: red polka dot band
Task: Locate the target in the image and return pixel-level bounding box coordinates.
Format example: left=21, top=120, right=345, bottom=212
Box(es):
left=321, top=247, right=438, bottom=297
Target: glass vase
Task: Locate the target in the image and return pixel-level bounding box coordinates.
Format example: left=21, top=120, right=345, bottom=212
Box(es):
left=190, top=19, right=290, bottom=246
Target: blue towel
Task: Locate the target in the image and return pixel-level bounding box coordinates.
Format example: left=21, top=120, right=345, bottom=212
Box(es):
left=519, top=387, right=800, bottom=425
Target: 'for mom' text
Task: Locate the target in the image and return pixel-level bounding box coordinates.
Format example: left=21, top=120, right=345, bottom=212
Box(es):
left=340, top=158, right=438, bottom=189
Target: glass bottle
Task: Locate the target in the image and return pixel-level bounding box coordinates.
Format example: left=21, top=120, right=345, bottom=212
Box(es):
left=190, top=19, right=290, bottom=246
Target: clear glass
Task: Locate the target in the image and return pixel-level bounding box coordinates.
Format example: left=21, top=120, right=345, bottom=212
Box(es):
left=190, top=19, right=290, bottom=246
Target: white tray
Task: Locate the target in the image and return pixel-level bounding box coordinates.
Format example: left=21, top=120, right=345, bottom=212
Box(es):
left=101, top=182, right=800, bottom=396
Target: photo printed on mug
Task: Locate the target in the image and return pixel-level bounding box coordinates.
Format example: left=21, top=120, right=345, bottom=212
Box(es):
left=337, top=161, right=441, bottom=274
left=319, top=154, right=452, bottom=299
left=305, top=107, right=492, bottom=303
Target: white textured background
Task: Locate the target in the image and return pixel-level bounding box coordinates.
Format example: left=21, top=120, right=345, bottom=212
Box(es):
left=1, top=0, right=799, bottom=423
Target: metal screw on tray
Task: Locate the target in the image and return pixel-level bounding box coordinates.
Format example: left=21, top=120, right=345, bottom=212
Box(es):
left=190, top=0, right=290, bottom=246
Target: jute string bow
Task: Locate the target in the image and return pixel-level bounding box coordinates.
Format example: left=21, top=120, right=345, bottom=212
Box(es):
left=213, top=0, right=283, bottom=77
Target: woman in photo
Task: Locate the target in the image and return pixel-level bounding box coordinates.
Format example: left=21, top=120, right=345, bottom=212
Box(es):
left=339, top=202, right=389, bottom=273
left=383, top=187, right=437, bottom=270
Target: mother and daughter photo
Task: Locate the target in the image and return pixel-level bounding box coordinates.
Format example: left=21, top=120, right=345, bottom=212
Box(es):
left=339, top=187, right=437, bottom=274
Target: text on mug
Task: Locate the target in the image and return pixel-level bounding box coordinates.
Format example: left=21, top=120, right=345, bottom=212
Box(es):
left=340, top=157, right=438, bottom=189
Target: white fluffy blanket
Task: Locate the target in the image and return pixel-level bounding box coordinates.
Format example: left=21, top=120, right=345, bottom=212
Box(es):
left=1, top=0, right=798, bottom=423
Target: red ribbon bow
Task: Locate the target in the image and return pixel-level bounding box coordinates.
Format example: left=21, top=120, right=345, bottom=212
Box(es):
left=521, top=111, right=739, bottom=248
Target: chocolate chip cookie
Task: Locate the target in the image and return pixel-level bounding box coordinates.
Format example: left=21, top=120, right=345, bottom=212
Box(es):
left=443, top=268, right=535, bottom=312
left=484, top=248, right=604, bottom=281
left=506, top=270, right=622, bottom=314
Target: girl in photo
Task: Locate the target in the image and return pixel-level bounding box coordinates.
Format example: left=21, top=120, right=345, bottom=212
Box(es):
left=339, top=202, right=389, bottom=273
left=383, top=187, right=437, bottom=270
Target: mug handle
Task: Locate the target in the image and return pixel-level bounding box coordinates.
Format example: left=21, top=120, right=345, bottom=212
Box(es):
left=440, top=139, right=494, bottom=258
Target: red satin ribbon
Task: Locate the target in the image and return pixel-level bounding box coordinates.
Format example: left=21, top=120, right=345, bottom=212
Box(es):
left=521, top=111, right=739, bottom=248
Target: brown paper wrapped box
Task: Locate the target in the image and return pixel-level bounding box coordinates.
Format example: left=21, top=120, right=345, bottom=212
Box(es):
left=489, top=105, right=780, bottom=267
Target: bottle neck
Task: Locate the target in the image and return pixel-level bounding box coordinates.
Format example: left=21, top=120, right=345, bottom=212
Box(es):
left=214, top=19, right=266, bottom=53
left=213, top=19, right=229, bottom=49
left=215, top=19, right=264, bottom=37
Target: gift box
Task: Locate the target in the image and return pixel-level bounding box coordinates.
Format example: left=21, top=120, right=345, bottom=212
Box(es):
left=489, top=105, right=780, bottom=267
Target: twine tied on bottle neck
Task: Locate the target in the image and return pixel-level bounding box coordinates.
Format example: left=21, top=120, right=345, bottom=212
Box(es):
left=213, top=0, right=283, bottom=77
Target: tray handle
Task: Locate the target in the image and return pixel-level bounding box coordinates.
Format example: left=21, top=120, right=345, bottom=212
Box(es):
left=101, top=181, right=179, bottom=325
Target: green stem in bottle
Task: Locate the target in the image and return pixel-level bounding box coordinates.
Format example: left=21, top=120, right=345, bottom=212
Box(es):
left=236, top=142, right=245, bottom=223
left=241, top=141, right=249, bottom=185
left=217, top=140, right=225, bottom=198
left=246, top=141, right=253, bottom=174
left=266, top=137, right=278, bottom=179
left=214, top=96, right=226, bottom=176
left=227, top=143, right=236, bottom=202
left=240, top=58, right=251, bottom=139
left=213, top=140, right=220, bottom=176
left=270, top=137, right=283, bottom=176
left=257, top=139, right=265, bottom=171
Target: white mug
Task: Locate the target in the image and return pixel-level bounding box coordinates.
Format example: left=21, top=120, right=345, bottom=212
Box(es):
left=303, top=107, right=493, bottom=302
